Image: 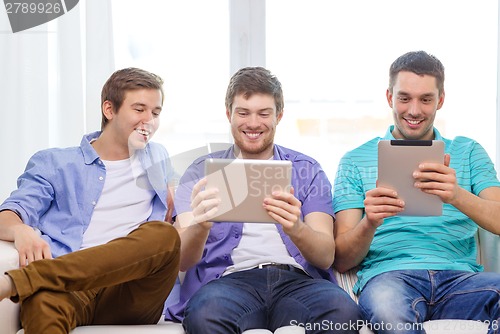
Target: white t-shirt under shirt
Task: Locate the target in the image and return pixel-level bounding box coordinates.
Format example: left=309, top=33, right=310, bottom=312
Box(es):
left=223, top=219, right=302, bottom=276
left=81, top=155, right=155, bottom=249
left=223, top=154, right=303, bottom=275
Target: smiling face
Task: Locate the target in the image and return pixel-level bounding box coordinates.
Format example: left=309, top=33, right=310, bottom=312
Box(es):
left=103, top=88, right=162, bottom=154
left=227, top=93, right=282, bottom=159
left=387, top=71, right=445, bottom=140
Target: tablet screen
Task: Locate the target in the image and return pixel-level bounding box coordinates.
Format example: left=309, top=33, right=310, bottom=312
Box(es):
left=378, top=140, right=444, bottom=216
left=205, top=158, right=292, bottom=223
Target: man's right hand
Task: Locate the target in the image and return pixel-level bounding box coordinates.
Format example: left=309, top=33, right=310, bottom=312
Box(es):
left=363, top=185, right=405, bottom=227
left=12, top=224, right=52, bottom=267
left=174, top=177, right=220, bottom=271
left=188, top=177, right=220, bottom=228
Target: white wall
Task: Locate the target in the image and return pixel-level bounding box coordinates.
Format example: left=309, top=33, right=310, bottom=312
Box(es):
left=0, top=0, right=113, bottom=202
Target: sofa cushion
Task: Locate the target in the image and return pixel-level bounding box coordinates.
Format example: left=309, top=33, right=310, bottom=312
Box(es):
left=334, top=267, right=359, bottom=302
left=16, top=323, right=305, bottom=334
left=17, top=323, right=185, bottom=334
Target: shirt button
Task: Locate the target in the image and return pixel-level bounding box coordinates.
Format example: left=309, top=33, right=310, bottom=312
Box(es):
left=223, top=255, right=229, bottom=260
left=234, top=234, right=239, bottom=239
left=215, top=274, right=220, bottom=278
left=92, top=201, right=97, bottom=206
left=98, top=176, right=104, bottom=181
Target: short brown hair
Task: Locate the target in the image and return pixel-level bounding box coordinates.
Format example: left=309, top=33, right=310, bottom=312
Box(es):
left=225, top=67, right=284, bottom=115
left=100, top=67, right=164, bottom=129
left=389, top=51, right=445, bottom=95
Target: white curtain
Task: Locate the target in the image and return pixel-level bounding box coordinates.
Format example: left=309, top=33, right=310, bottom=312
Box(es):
left=0, top=0, right=114, bottom=202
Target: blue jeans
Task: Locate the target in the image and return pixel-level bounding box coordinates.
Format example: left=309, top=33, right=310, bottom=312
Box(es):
left=359, top=270, right=500, bottom=334
left=183, top=267, right=361, bottom=334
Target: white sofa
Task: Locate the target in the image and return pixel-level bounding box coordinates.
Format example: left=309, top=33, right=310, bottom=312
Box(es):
left=1, top=228, right=497, bottom=334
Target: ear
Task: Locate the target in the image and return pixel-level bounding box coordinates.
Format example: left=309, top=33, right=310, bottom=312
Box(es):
left=386, top=89, right=393, bottom=108
left=437, top=90, right=445, bottom=110
left=226, top=108, right=232, bottom=122
left=102, top=100, right=114, bottom=122
left=276, top=110, right=284, bottom=124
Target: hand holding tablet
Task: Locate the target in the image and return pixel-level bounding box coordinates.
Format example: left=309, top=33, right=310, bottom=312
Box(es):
left=377, top=140, right=445, bottom=216
left=204, top=158, right=292, bottom=223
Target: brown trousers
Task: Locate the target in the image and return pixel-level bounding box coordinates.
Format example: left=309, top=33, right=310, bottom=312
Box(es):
left=7, top=221, right=180, bottom=334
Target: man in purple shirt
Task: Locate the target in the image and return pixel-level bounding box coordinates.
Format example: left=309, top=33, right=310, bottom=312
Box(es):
left=166, top=67, right=360, bottom=333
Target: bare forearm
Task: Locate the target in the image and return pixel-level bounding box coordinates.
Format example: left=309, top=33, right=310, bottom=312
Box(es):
left=451, top=188, right=500, bottom=235
left=177, top=223, right=210, bottom=271
left=288, top=223, right=335, bottom=270
left=0, top=210, right=25, bottom=241
left=334, top=217, right=377, bottom=273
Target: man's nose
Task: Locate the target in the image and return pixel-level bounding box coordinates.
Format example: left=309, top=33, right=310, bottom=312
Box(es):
left=142, top=111, right=155, bottom=124
left=246, top=114, right=260, bottom=127
left=407, top=100, right=420, bottom=116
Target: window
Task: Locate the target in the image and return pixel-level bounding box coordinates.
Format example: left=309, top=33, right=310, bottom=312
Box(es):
left=112, top=0, right=498, bottom=182
left=267, top=0, right=498, bottom=180
left=112, top=0, right=231, bottom=157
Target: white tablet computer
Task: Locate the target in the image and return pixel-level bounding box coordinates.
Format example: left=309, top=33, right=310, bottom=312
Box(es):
left=205, top=158, right=292, bottom=223
left=378, top=140, right=445, bottom=216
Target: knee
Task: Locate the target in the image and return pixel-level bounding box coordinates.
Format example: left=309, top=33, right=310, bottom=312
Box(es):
left=359, top=275, right=412, bottom=315
left=186, top=282, right=233, bottom=317
left=183, top=292, right=223, bottom=328
left=359, top=289, right=421, bottom=325
left=297, top=283, right=362, bottom=322
left=338, top=293, right=362, bottom=319
left=359, top=287, right=398, bottom=318
left=360, top=284, right=401, bottom=307
left=326, top=288, right=362, bottom=321
left=138, top=221, right=181, bottom=252
left=186, top=286, right=225, bottom=314
left=21, top=291, right=77, bottom=332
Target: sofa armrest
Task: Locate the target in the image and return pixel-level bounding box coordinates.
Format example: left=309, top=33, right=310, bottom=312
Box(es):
left=0, top=240, right=21, bottom=334
left=478, top=227, right=500, bottom=272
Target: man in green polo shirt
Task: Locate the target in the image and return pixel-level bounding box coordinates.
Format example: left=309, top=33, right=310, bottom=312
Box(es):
left=333, top=50, right=500, bottom=334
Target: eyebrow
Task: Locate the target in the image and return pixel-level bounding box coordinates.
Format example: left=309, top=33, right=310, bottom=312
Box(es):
left=234, top=107, right=274, bottom=112
left=397, top=91, right=436, bottom=98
